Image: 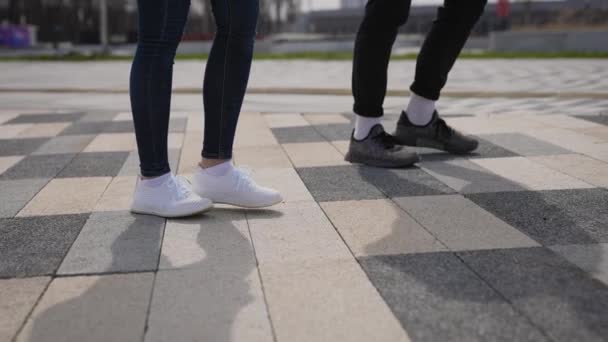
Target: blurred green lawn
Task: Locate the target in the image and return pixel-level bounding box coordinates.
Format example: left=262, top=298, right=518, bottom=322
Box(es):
left=1, top=51, right=608, bottom=62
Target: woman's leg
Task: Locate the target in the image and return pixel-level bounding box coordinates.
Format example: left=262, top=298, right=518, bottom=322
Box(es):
left=129, top=0, right=213, bottom=218
left=130, top=0, right=190, bottom=178
left=192, top=0, right=282, bottom=208
left=201, top=0, right=259, bottom=163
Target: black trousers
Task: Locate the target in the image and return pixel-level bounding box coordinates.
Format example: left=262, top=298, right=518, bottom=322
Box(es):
left=352, top=0, right=487, bottom=118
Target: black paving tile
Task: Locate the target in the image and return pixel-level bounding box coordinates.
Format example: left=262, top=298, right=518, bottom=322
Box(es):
left=271, top=126, right=325, bottom=144
left=0, top=214, right=90, bottom=278
left=296, top=165, right=385, bottom=202
left=359, top=253, right=548, bottom=342
left=0, top=138, right=50, bottom=156
left=0, top=154, right=75, bottom=180
left=57, top=151, right=130, bottom=178
left=3, top=112, right=84, bottom=124
left=467, top=190, right=605, bottom=245
left=459, top=247, right=608, bottom=342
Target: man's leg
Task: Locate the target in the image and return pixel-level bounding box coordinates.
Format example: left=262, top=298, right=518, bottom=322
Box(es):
left=352, top=0, right=410, bottom=138
left=346, top=0, right=419, bottom=168
left=394, top=0, right=487, bottom=154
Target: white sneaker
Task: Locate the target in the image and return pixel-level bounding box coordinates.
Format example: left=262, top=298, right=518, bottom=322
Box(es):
left=192, top=166, right=283, bottom=208
left=131, top=174, right=213, bottom=218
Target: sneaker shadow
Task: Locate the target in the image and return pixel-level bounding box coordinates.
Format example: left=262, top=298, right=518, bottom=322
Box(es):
left=23, top=207, right=283, bottom=342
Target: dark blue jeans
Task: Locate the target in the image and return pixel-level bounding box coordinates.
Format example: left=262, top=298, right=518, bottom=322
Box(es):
left=130, top=0, right=258, bottom=177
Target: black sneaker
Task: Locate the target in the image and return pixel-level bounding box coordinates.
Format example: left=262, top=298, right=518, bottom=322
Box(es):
left=345, top=124, right=420, bottom=168
left=394, top=111, right=478, bottom=154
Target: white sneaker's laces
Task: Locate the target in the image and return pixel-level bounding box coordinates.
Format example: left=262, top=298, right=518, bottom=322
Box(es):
left=170, top=176, right=192, bottom=201
left=235, top=167, right=255, bottom=192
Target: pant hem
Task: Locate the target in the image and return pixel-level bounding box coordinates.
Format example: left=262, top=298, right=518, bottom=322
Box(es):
left=353, top=104, right=384, bottom=118
left=202, top=151, right=233, bottom=160
left=140, top=165, right=171, bottom=178
left=410, top=84, right=440, bottom=101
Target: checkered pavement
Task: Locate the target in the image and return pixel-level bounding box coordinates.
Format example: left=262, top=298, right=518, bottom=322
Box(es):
left=1, top=107, right=607, bottom=342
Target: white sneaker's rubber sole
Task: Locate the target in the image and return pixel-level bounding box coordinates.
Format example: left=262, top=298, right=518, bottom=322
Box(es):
left=211, top=199, right=283, bottom=209
left=130, top=203, right=214, bottom=218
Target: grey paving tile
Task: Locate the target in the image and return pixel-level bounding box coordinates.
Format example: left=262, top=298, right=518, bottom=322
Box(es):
left=459, top=247, right=608, bottom=342
left=79, top=112, right=119, bottom=122
left=57, top=151, right=130, bottom=178
left=478, top=133, right=572, bottom=156
left=17, top=273, right=153, bottom=342
left=0, top=214, right=89, bottom=277
left=4, top=112, right=84, bottom=124
left=0, top=138, right=49, bottom=156
left=32, top=134, right=96, bottom=155
left=59, top=120, right=133, bottom=135
left=467, top=190, right=606, bottom=245
left=58, top=211, right=165, bottom=275
left=271, top=126, right=325, bottom=144
left=0, top=179, right=50, bottom=218
left=359, top=253, right=548, bottom=342
left=0, top=277, right=51, bottom=342
left=420, top=159, right=527, bottom=194
left=357, top=166, right=455, bottom=198
left=542, top=188, right=608, bottom=229
left=296, top=165, right=385, bottom=202
left=0, top=154, right=75, bottom=180
left=313, top=123, right=352, bottom=141
left=550, top=244, right=608, bottom=285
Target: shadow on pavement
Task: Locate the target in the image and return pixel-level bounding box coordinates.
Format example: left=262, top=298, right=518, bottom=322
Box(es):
left=357, top=162, right=608, bottom=341
left=25, top=207, right=283, bottom=342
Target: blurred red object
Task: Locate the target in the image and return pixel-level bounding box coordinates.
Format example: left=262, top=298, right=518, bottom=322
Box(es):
left=497, top=0, right=511, bottom=18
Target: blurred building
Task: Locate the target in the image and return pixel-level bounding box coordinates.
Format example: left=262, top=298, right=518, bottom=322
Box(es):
left=303, top=0, right=608, bottom=35
left=1, top=0, right=606, bottom=45
left=0, top=0, right=217, bottom=45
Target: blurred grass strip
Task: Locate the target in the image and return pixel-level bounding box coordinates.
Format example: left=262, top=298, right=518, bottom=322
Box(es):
left=1, top=51, right=608, bottom=61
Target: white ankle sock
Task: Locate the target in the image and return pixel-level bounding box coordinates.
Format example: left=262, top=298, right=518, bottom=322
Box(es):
left=406, top=93, right=436, bottom=126
left=354, top=115, right=382, bottom=140
left=140, top=172, right=171, bottom=188
left=201, top=160, right=233, bottom=177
